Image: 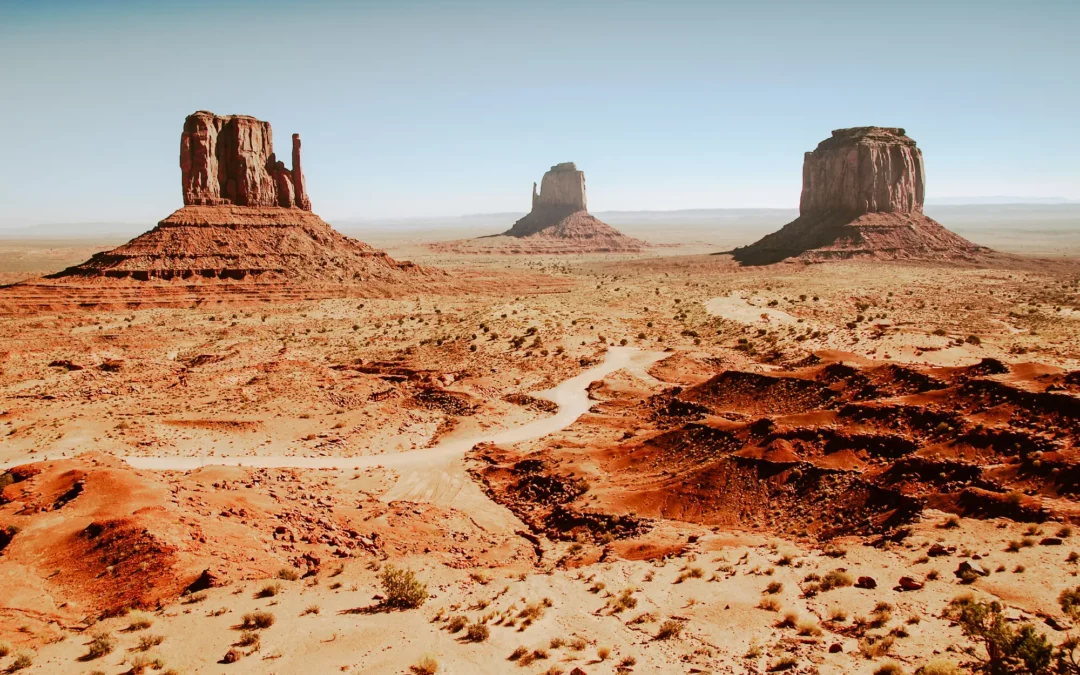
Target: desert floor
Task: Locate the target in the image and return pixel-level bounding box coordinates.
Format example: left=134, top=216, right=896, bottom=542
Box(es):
left=1, top=244, right=1079, bottom=674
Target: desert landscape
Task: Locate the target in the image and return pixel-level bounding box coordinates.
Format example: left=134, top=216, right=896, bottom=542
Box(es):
left=1, top=1, right=1079, bottom=672
left=0, top=105, right=1077, bottom=675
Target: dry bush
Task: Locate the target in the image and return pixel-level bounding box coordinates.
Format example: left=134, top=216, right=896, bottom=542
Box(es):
left=764, top=581, right=783, bottom=595
left=276, top=567, right=300, bottom=581
left=241, top=611, right=276, bottom=629
left=380, top=564, right=429, bottom=609
left=135, top=634, right=164, bottom=651
left=916, top=659, right=962, bottom=675
left=0, top=643, right=9, bottom=658
left=465, top=621, right=490, bottom=642
left=509, top=646, right=528, bottom=661
left=235, top=631, right=261, bottom=648
left=446, top=615, right=468, bottom=633
left=656, top=619, right=685, bottom=640
left=570, top=636, right=588, bottom=651
left=758, top=597, right=781, bottom=612
left=128, top=654, right=158, bottom=674
left=859, top=635, right=895, bottom=658
left=302, top=604, right=320, bottom=616
left=796, top=618, right=822, bottom=637
left=256, top=582, right=282, bottom=598
left=549, top=637, right=565, bottom=649
left=828, top=606, right=848, bottom=622
left=874, top=661, right=906, bottom=675
left=411, top=655, right=439, bottom=674
left=778, top=611, right=799, bottom=628
left=597, top=646, right=611, bottom=660
left=127, top=611, right=154, bottom=631
left=819, top=569, right=854, bottom=591
left=84, top=631, right=116, bottom=659
left=768, top=655, right=798, bottom=671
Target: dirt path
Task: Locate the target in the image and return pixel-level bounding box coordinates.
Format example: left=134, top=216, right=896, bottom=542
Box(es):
left=118, top=348, right=669, bottom=524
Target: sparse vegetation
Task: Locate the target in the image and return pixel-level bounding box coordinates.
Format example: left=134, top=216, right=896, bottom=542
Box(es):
left=945, top=594, right=1051, bottom=674
left=656, top=619, right=685, bottom=640
left=464, top=621, right=490, bottom=642
left=411, top=655, right=439, bottom=674
left=83, top=631, right=116, bottom=660
left=127, top=610, right=154, bottom=631
left=241, top=610, right=276, bottom=629
left=380, top=564, right=429, bottom=609
left=256, top=582, right=282, bottom=598
left=276, top=567, right=300, bottom=581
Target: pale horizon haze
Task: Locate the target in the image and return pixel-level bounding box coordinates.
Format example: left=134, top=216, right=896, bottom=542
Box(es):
left=1, top=0, right=1077, bottom=228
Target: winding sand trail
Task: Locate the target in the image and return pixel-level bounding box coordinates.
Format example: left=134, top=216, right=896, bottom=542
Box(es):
left=118, top=347, right=669, bottom=529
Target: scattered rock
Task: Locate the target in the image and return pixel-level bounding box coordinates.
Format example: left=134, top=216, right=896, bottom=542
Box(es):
left=898, top=576, right=924, bottom=591
left=955, top=561, right=990, bottom=578
left=1040, top=537, right=1063, bottom=546
left=927, top=543, right=951, bottom=557
left=855, top=576, right=877, bottom=589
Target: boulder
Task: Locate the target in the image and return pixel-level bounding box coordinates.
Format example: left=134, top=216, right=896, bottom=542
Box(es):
left=855, top=576, right=877, bottom=589
left=898, top=576, right=924, bottom=591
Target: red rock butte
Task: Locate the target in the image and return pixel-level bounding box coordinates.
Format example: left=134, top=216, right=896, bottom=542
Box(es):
left=432, top=163, right=645, bottom=254
left=732, top=127, right=988, bottom=265
left=0, top=112, right=452, bottom=311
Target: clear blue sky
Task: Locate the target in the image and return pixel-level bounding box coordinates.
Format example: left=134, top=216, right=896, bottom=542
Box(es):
left=1, top=0, right=1077, bottom=226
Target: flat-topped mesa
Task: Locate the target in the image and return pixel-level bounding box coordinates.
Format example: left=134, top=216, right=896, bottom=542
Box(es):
left=731, top=126, right=987, bottom=266
left=180, top=111, right=311, bottom=210
left=800, top=126, right=924, bottom=216
left=531, top=162, right=587, bottom=213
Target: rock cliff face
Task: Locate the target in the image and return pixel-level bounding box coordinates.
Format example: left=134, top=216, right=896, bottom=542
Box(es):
left=532, top=162, right=587, bottom=212
left=800, top=127, right=925, bottom=216
left=732, top=127, right=986, bottom=265
left=180, top=111, right=311, bottom=210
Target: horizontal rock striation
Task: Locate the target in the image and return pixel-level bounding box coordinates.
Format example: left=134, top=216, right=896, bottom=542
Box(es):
left=733, top=127, right=987, bottom=265
left=48, top=206, right=429, bottom=283
left=181, top=111, right=311, bottom=210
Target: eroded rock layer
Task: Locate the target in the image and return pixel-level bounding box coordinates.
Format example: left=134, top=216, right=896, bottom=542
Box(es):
left=733, top=127, right=986, bottom=265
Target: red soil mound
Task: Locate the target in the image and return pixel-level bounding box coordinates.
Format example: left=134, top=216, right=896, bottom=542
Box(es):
left=473, top=354, right=1079, bottom=544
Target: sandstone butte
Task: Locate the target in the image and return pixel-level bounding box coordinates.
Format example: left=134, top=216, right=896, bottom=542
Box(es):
left=45, top=111, right=434, bottom=284
left=732, top=127, right=989, bottom=265
left=432, top=162, right=646, bottom=254
left=0, top=113, right=462, bottom=311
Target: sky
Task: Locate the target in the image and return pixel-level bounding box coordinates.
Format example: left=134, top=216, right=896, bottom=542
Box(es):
left=0, top=0, right=1077, bottom=227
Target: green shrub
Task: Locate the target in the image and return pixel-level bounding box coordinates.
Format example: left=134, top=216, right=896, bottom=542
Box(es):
left=380, top=564, right=429, bottom=609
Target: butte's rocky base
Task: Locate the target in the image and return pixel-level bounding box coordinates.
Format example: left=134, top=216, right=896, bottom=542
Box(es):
left=733, top=127, right=988, bottom=265
left=0, top=112, right=445, bottom=312
left=431, top=163, right=646, bottom=254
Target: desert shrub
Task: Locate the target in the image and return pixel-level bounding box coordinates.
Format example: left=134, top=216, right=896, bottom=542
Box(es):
left=769, top=655, right=798, bottom=671
left=411, top=655, right=439, bottom=674
left=941, top=516, right=961, bottom=529
left=1061, top=586, right=1080, bottom=620
left=446, top=615, right=468, bottom=633
left=656, top=619, right=685, bottom=640
left=241, top=611, right=276, bottom=629
left=128, top=654, right=157, bottom=674
left=758, top=597, right=781, bottom=611
left=127, top=611, right=153, bottom=631
left=276, top=567, right=300, bottom=581
left=509, top=645, right=528, bottom=661
left=302, top=604, right=320, bottom=616
left=464, top=621, right=489, bottom=642
left=612, top=587, right=638, bottom=612
left=380, top=564, right=429, bottom=609
left=945, top=595, right=1051, bottom=674
left=874, top=662, right=906, bottom=675
left=619, top=656, right=637, bottom=667
left=256, top=582, right=281, bottom=598
left=597, top=646, right=611, bottom=660
left=183, top=591, right=207, bottom=604
left=136, top=634, right=164, bottom=651
left=764, top=581, right=784, bottom=594
left=828, top=607, right=848, bottom=622
left=778, top=611, right=799, bottom=628
left=549, top=637, right=565, bottom=649
left=235, top=631, right=261, bottom=648
left=796, top=618, right=822, bottom=636
left=819, top=569, right=854, bottom=591
left=9, top=652, right=33, bottom=671
left=569, top=636, right=588, bottom=651
left=84, top=631, right=116, bottom=659
left=916, top=659, right=963, bottom=675
left=859, top=635, right=895, bottom=658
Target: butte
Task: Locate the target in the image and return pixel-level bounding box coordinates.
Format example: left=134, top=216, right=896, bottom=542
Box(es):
left=732, top=127, right=989, bottom=265
left=0, top=111, right=441, bottom=311
left=431, top=162, right=645, bottom=254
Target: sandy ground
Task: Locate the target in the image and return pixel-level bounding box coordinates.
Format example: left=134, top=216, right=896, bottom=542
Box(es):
left=1, top=243, right=1079, bottom=674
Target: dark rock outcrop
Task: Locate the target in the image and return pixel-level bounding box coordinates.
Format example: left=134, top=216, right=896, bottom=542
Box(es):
left=732, top=127, right=987, bottom=265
